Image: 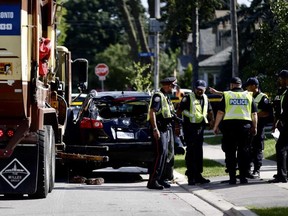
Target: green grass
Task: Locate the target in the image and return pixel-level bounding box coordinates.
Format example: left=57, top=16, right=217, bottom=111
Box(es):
left=204, top=136, right=222, bottom=145
left=203, top=134, right=277, bottom=162
left=250, top=207, right=288, bottom=216
left=174, top=134, right=277, bottom=178
left=263, top=134, right=276, bottom=161
left=174, top=155, right=227, bottom=177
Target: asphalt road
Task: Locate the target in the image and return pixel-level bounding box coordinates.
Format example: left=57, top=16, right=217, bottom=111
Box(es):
left=0, top=169, right=223, bottom=216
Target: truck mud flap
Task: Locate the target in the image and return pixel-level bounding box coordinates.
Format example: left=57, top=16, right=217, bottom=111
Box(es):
left=0, top=144, right=38, bottom=195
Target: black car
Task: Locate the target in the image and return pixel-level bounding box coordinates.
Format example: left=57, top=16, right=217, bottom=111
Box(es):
left=64, top=90, right=153, bottom=170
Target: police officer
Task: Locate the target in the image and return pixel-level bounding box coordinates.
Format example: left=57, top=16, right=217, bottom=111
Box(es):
left=271, top=76, right=287, bottom=179
left=268, top=70, right=288, bottom=183
left=176, top=80, right=214, bottom=185
left=245, top=77, right=272, bottom=178
left=147, top=77, right=176, bottom=190
left=213, top=77, right=258, bottom=184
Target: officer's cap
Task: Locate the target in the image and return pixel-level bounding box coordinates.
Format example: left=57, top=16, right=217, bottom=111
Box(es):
left=160, top=77, right=177, bottom=85
left=245, top=77, right=259, bottom=87
left=278, top=70, right=288, bottom=79
left=195, top=80, right=207, bottom=90
left=230, top=77, right=242, bottom=85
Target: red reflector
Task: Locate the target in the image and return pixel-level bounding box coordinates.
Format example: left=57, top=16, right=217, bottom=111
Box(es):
left=6, top=129, right=14, bottom=138
left=80, top=117, right=103, bottom=129
left=0, top=129, right=4, bottom=138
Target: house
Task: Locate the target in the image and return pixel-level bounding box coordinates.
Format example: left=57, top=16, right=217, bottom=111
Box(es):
left=177, top=10, right=232, bottom=86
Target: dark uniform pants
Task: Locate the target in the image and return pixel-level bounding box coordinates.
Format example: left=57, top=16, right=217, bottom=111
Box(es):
left=222, top=122, right=251, bottom=178
left=250, top=120, right=265, bottom=171
left=183, top=123, right=204, bottom=180
left=148, top=130, right=169, bottom=184
left=276, top=125, right=288, bottom=179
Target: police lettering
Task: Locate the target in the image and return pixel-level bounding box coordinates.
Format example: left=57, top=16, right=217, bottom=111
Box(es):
left=229, top=99, right=248, bottom=105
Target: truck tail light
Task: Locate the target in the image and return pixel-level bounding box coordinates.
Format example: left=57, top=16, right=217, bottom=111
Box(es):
left=0, top=129, right=4, bottom=138
left=80, top=117, right=103, bottom=129
left=6, top=129, right=15, bottom=138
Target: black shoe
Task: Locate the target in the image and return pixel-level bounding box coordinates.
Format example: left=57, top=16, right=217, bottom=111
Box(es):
left=159, top=180, right=171, bottom=188
left=175, top=147, right=185, bottom=155
left=195, top=176, right=210, bottom=184
left=240, top=178, right=248, bottom=184
left=268, top=178, right=287, bottom=183
left=147, top=181, right=164, bottom=190
left=229, top=178, right=237, bottom=185
left=188, top=179, right=196, bottom=185
left=246, top=171, right=254, bottom=179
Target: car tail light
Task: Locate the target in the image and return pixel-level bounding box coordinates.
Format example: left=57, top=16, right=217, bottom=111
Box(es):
left=80, top=117, right=103, bottom=129
left=6, top=129, right=15, bottom=138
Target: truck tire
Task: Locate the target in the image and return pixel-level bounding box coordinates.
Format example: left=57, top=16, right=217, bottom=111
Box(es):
left=47, top=126, right=55, bottom=193
left=29, top=127, right=50, bottom=199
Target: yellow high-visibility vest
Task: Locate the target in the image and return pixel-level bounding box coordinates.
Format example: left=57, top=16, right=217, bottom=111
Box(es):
left=223, top=91, right=253, bottom=121
left=182, top=92, right=208, bottom=123
left=254, top=92, right=268, bottom=113
left=147, top=91, right=172, bottom=120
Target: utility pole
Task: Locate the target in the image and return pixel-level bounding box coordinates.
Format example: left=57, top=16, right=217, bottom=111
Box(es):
left=230, top=0, right=239, bottom=77
left=153, top=0, right=160, bottom=91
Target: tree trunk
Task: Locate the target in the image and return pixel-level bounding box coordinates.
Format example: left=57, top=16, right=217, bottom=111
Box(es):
left=230, top=0, right=239, bottom=77
left=130, top=0, right=152, bottom=65
left=191, top=5, right=199, bottom=88
left=116, top=0, right=139, bottom=62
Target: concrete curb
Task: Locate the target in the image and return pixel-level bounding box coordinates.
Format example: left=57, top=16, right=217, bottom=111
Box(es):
left=173, top=171, right=258, bottom=216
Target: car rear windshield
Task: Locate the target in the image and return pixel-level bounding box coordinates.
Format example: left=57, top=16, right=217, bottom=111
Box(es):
left=97, top=101, right=148, bottom=119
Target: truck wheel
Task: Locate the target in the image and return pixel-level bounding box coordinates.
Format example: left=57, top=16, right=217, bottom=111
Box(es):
left=47, top=126, right=55, bottom=193
left=29, top=127, right=49, bottom=199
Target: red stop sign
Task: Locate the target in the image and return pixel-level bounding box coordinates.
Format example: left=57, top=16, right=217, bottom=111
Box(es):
left=95, top=63, right=109, bottom=78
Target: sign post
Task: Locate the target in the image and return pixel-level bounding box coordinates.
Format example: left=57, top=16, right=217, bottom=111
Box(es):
left=95, top=63, right=109, bottom=91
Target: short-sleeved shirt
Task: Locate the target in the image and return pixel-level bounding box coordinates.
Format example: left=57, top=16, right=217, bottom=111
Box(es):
left=150, top=88, right=172, bottom=130
left=218, top=88, right=257, bottom=124
left=254, top=91, right=272, bottom=125
left=179, top=93, right=213, bottom=126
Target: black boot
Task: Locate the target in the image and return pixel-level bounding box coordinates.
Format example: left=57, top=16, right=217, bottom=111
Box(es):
left=229, top=172, right=236, bottom=185
left=147, top=180, right=164, bottom=190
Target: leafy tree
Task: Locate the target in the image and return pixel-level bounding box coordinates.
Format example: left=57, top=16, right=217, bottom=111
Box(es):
left=56, top=5, right=67, bottom=45
left=178, top=63, right=193, bottom=89
left=91, top=44, right=133, bottom=91
left=63, top=0, right=125, bottom=66
left=155, top=0, right=228, bottom=87
left=240, top=0, right=288, bottom=95
left=126, top=62, right=152, bottom=91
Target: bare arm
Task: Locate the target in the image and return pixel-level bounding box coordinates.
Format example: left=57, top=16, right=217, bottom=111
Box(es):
left=209, top=87, right=223, bottom=96
left=251, top=112, right=258, bottom=136
left=213, top=110, right=225, bottom=134
left=149, top=108, right=160, bottom=140
left=208, top=110, right=215, bottom=129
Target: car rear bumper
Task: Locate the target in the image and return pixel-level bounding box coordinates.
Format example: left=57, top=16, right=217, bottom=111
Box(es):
left=64, top=142, right=154, bottom=167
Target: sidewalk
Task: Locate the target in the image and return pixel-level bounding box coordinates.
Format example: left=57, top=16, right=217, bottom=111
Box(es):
left=175, top=142, right=288, bottom=216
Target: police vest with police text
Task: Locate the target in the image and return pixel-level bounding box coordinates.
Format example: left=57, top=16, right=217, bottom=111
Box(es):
left=223, top=91, right=253, bottom=121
